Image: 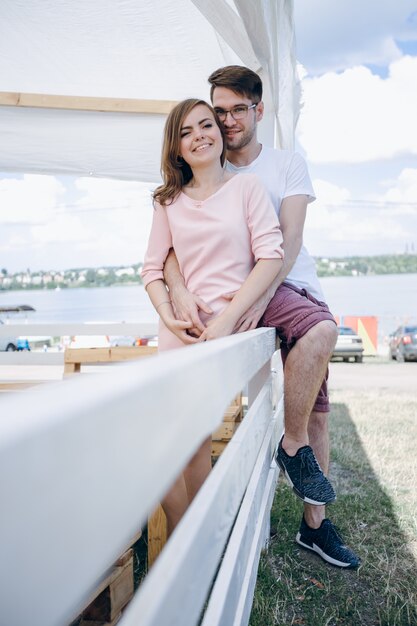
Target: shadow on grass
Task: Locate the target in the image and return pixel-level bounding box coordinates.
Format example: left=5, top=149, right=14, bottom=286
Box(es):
left=250, top=402, right=417, bottom=626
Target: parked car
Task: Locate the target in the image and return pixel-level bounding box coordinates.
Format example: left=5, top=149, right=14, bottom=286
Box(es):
left=0, top=333, right=18, bottom=351
left=109, top=335, right=137, bottom=347
left=0, top=320, right=30, bottom=351
left=68, top=335, right=110, bottom=349
left=389, top=325, right=417, bottom=362
left=332, top=326, right=364, bottom=362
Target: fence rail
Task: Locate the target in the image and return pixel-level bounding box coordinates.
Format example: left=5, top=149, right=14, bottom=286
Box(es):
left=0, top=322, right=158, bottom=336
left=0, top=327, right=283, bottom=626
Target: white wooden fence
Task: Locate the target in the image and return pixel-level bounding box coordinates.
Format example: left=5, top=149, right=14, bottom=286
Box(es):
left=0, top=322, right=158, bottom=366
left=0, top=326, right=283, bottom=626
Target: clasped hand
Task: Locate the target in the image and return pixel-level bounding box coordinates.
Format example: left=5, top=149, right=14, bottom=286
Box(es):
left=168, top=285, right=264, bottom=344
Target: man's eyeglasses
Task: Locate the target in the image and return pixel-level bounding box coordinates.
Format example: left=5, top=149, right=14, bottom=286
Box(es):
left=214, top=103, right=257, bottom=122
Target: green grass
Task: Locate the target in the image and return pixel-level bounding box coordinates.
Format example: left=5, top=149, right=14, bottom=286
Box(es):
left=250, top=390, right=417, bottom=626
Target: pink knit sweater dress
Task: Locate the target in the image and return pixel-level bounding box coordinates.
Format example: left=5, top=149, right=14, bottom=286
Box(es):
left=141, top=173, right=284, bottom=350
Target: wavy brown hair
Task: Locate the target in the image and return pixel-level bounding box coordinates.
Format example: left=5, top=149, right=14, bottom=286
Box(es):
left=153, top=98, right=227, bottom=207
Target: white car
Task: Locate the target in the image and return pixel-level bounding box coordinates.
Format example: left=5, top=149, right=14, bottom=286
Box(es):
left=332, top=326, right=364, bottom=363
left=68, top=335, right=110, bottom=349
left=0, top=320, right=21, bottom=351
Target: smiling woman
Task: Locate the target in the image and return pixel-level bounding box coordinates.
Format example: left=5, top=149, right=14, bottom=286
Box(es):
left=141, top=97, right=283, bottom=535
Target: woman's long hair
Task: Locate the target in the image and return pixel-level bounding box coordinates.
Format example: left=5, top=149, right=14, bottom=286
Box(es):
left=153, top=98, right=227, bottom=207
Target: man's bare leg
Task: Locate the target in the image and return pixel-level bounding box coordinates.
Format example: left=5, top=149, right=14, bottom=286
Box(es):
left=281, top=320, right=337, bottom=456
left=304, top=410, right=330, bottom=528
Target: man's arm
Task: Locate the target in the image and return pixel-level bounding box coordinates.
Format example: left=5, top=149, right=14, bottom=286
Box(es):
left=199, top=258, right=282, bottom=341
left=232, top=194, right=308, bottom=332
left=163, top=249, right=213, bottom=335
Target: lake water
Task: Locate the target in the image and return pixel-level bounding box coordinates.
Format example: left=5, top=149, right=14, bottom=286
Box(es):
left=1, top=273, right=416, bottom=345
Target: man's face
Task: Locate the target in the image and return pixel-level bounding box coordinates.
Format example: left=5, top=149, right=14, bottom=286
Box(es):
left=212, top=86, right=263, bottom=152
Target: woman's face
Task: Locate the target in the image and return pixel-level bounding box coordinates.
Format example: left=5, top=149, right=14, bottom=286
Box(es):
left=179, top=104, right=223, bottom=169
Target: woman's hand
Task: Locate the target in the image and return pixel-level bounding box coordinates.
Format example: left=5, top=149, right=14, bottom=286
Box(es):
left=156, top=299, right=200, bottom=345
left=170, top=282, right=213, bottom=337
left=198, top=312, right=236, bottom=342
left=164, top=317, right=201, bottom=344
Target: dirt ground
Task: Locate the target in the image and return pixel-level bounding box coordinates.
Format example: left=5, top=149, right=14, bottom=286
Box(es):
left=329, top=357, right=416, bottom=392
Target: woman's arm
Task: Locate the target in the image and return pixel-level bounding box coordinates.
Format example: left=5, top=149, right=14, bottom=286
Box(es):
left=163, top=249, right=213, bottom=335
left=146, top=279, right=199, bottom=344
left=141, top=203, right=199, bottom=345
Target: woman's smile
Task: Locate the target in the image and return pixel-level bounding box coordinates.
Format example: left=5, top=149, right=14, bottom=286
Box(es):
left=193, top=142, right=212, bottom=152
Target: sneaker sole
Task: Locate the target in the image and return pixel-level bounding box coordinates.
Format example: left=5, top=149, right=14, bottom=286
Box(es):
left=296, top=532, right=356, bottom=568
left=277, top=458, right=335, bottom=506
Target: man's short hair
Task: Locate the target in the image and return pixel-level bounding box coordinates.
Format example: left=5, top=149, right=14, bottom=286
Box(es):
left=208, top=65, right=263, bottom=103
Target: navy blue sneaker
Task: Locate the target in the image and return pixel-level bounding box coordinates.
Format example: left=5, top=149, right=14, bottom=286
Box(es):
left=296, top=517, right=360, bottom=569
left=276, top=436, right=336, bottom=505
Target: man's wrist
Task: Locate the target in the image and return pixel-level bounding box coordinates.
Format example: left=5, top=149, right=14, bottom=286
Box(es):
left=169, top=279, right=187, bottom=298
left=220, top=308, right=239, bottom=327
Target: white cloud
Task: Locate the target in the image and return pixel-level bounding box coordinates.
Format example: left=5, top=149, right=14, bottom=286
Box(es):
left=379, top=167, right=417, bottom=214
left=31, top=214, right=88, bottom=244
left=0, top=174, right=65, bottom=223
left=0, top=174, right=157, bottom=271
left=297, top=56, right=417, bottom=163
left=304, top=171, right=417, bottom=256
left=74, top=177, right=154, bottom=213
left=73, top=176, right=156, bottom=263
left=294, top=0, right=417, bottom=75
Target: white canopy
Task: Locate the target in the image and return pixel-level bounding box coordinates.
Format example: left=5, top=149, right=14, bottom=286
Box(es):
left=0, top=0, right=299, bottom=182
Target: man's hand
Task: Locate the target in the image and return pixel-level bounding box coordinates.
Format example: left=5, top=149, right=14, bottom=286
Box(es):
left=170, top=282, right=213, bottom=337
left=222, top=288, right=274, bottom=333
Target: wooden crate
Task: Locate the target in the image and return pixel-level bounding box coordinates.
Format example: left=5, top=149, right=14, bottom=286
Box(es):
left=64, top=346, right=158, bottom=374
left=78, top=549, right=134, bottom=625
left=211, top=397, right=243, bottom=462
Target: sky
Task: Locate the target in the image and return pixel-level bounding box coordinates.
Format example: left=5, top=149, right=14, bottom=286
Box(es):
left=1, top=0, right=417, bottom=272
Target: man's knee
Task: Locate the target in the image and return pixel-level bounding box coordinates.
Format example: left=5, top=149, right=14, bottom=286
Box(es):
left=305, top=320, right=337, bottom=357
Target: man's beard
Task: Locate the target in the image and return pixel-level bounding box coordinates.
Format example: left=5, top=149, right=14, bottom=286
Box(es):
left=225, top=124, right=256, bottom=151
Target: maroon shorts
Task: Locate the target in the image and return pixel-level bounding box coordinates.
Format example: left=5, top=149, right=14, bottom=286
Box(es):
left=258, top=281, right=336, bottom=413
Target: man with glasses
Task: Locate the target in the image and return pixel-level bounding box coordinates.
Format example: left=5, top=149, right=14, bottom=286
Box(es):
left=163, top=65, right=359, bottom=569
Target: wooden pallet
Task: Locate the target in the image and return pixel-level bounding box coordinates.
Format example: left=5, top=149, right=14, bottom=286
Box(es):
left=64, top=346, right=158, bottom=374
left=72, top=527, right=142, bottom=626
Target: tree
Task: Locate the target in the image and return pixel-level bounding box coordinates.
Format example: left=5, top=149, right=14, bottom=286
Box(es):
left=86, top=269, right=96, bottom=283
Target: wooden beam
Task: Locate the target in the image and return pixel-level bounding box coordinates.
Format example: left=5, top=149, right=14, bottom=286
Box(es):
left=0, top=91, right=177, bottom=114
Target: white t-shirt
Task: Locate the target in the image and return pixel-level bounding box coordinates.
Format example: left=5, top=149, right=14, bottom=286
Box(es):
left=226, top=146, right=324, bottom=301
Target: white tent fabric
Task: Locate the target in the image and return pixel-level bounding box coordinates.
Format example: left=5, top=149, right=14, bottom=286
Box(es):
left=0, top=0, right=298, bottom=182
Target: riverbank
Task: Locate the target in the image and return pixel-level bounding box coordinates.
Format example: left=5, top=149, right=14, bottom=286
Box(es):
left=1, top=274, right=416, bottom=346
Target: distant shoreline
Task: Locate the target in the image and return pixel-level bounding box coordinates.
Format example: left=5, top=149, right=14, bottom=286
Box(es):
left=1, top=271, right=417, bottom=293
left=315, top=253, right=417, bottom=278
left=1, top=254, right=416, bottom=291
